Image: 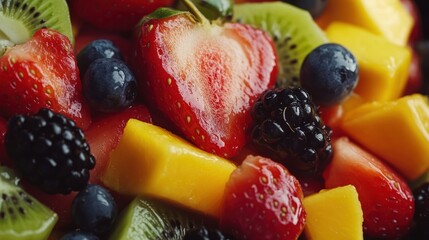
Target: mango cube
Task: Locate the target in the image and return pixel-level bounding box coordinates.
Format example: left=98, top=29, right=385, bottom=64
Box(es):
left=326, top=22, right=412, bottom=103
left=101, top=119, right=237, bottom=217
left=303, top=185, right=363, bottom=240
left=317, top=0, right=413, bottom=46
left=341, top=94, right=429, bottom=180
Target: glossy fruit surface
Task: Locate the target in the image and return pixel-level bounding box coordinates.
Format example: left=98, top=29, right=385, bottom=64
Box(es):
left=326, top=22, right=411, bottom=103
left=134, top=8, right=277, bottom=158
left=323, top=138, right=414, bottom=239
left=0, top=29, right=91, bottom=129
left=316, top=0, right=413, bottom=46
left=5, top=108, right=95, bottom=194
left=251, top=87, right=332, bottom=174
left=83, top=58, right=138, bottom=112
left=85, top=104, right=152, bottom=184
left=303, top=185, right=363, bottom=240
left=76, top=39, right=123, bottom=77
left=221, top=155, right=306, bottom=240
left=300, top=43, right=358, bottom=106
left=102, top=119, right=237, bottom=217
left=60, top=231, right=99, bottom=240
left=72, top=184, right=117, bottom=236
left=341, top=94, right=429, bottom=180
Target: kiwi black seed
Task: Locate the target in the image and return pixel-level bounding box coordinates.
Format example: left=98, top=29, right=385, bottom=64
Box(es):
left=0, top=166, right=58, bottom=240
left=0, top=0, right=73, bottom=55
left=109, top=197, right=215, bottom=240
left=233, top=2, right=328, bottom=88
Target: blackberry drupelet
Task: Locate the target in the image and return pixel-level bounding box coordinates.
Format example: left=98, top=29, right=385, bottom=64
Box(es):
left=251, top=87, right=332, bottom=174
left=5, top=108, right=95, bottom=194
left=184, top=227, right=232, bottom=240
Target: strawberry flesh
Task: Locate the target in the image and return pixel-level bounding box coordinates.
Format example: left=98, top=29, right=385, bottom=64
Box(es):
left=221, top=155, right=306, bottom=240
left=134, top=12, right=278, bottom=157
left=72, top=0, right=175, bottom=31
left=0, top=29, right=91, bottom=129
left=323, top=137, right=414, bottom=239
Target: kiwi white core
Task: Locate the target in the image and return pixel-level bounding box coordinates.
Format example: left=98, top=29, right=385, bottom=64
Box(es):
left=0, top=12, right=31, bottom=44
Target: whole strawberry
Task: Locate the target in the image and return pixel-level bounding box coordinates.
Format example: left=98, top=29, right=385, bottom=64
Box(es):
left=0, top=29, right=91, bottom=129
left=134, top=1, right=278, bottom=157
left=221, top=155, right=306, bottom=240
left=71, top=0, right=175, bottom=31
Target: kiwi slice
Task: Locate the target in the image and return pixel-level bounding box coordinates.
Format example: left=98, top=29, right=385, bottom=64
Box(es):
left=233, top=2, right=328, bottom=87
left=0, top=0, right=74, bottom=54
left=109, top=197, right=214, bottom=240
left=0, top=166, right=58, bottom=240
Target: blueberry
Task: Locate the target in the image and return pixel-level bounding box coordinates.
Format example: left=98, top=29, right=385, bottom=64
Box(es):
left=61, top=231, right=99, bottom=240
left=76, top=39, right=123, bottom=76
left=72, top=184, right=117, bottom=236
left=300, top=43, right=359, bottom=106
left=83, top=58, right=138, bottom=112
left=282, top=0, right=328, bottom=18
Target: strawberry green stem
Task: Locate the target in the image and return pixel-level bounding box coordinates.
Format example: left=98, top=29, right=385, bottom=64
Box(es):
left=182, top=0, right=210, bottom=25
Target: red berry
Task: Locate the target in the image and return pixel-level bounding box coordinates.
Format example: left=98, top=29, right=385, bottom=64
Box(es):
left=221, top=155, right=306, bottom=240
left=134, top=9, right=278, bottom=158
left=0, top=29, right=91, bottom=129
left=323, top=138, right=414, bottom=239
left=71, top=0, right=175, bottom=31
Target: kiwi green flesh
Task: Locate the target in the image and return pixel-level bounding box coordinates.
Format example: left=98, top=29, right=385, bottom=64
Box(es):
left=0, top=169, right=58, bottom=240
left=233, top=2, right=328, bottom=88
left=0, top=0, right=74, bottom=54
left=109, top=197, right=215, bottom=240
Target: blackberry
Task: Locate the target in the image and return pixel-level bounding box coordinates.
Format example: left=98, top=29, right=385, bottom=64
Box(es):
left=251, top=87, right=332, bottom=174
left=5, top=108, right=95, bottom=194
left=184, top=227, right=232, bottom=240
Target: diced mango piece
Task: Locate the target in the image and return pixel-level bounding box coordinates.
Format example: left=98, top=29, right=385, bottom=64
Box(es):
left=341, top=94, right=429, bottom=180
left=101, top=119, right=237, bottom=217
left=326, top=22, right=412, bottom=102
left=303, top=185, right=363, bottom=240
left=316, top=0, right=413, bottom=46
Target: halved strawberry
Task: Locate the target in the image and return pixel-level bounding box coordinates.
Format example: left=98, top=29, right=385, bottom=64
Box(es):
left=71, top=0, right=175, bottom=31
left=134, top=5, right=278, bottom=158
left=85, top=104, right=152, bottom=184
left=0, top=29, right=91, bottom=129
left=323, top=137, right=414, bottom=239
left=221, top=155, right=306, bottom=240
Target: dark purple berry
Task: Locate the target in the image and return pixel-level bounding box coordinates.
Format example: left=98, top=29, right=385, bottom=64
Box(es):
left=76, top=39, right=123, bottom=77
left=251, top=87, right=332, bottom=175
left=61, top=231, right=99, bottom=240
left=72, top=184, right=117, bottom=236
left=300, top=43, right=359, bottom=106
left=83, top=58, right=138, bottom=112
left=4, top=108, right=95, bottom=194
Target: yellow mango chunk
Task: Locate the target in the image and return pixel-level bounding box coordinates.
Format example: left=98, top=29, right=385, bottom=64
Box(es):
left=326, top=22, right=411, bottom=103
left=303, top=185, right=363, bottom=240
left=317, top=0, right=413, bottom=46
left=101, top=119, right=237, bottom=217
left=341, top=94, right=429, bottom=180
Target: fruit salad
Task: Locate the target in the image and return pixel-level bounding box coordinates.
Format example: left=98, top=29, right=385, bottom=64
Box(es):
left=0, top=0, right=429, bottom=239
